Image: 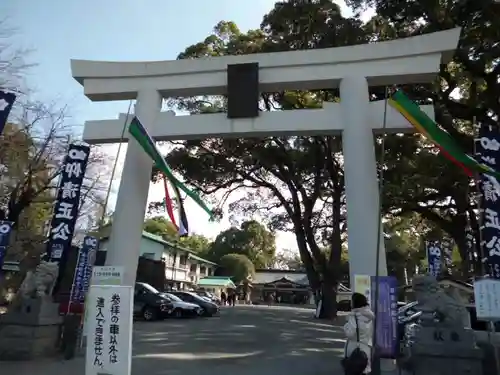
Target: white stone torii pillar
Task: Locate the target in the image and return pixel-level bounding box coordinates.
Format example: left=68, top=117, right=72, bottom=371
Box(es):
left=72, top=28, right=461, bottom=286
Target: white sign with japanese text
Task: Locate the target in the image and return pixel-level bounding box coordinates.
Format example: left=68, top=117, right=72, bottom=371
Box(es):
left=92, top=266, right=124, bottom=286
left=474, top=278, right=500, bottom=321
left=354, top=274, right=371, bottom=305
left=85, top=285, right=133, bottom=375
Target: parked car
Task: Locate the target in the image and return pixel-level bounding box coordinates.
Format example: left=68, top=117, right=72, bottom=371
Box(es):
left=196, top=290, right=221, bottom=305
left=161, top=292, right=203, bottom=318
left=171, top=291, right=220, bottom=317
left=134, top=282, right=173, bottom=321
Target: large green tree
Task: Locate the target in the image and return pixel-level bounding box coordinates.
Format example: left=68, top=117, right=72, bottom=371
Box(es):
left=152, top=3, right=371, bottom=318
left=207, top=220, right=276, bottom=268
left=150, top=0, right=490, bottom=315
left=216, top=253, right=255, bottom=284
left=348, top=0, right=499, bottom=277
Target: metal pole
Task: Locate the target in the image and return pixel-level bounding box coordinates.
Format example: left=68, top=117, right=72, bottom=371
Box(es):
left=98, top=100, right=133, bottom=229
left=371, top=86, right=390, bottom=375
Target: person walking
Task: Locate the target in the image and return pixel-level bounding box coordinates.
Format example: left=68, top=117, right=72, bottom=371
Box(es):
left=229, top=290, right=236, bottom=306
left=221, top=291, right=227, bottom=306
left=342, top=293, right=374, bottom=375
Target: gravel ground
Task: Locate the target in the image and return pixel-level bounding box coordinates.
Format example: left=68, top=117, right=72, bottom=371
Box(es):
left=1, top=305, right=346, bottom=375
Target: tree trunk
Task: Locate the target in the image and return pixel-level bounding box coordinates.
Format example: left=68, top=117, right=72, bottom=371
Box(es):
left=318, top=187, right=343, bottom=319
left=292, top=218, right=321, bottom=291
left=318, top=276, right=338, bottom=319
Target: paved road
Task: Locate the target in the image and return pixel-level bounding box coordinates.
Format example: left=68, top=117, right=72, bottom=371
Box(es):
left=2, top=305, right=346, bottom=375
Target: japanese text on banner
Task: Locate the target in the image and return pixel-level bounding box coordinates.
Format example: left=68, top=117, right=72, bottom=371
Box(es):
left=70, top=236, right=99, bottom=303
left=371, top=276, right=398, bottom=358
left=47, top=144, right=90, bottom=262
left=476, top=124, right=500, bottom=278
left=426, top=241, right=442, bottom=277
left=0, top=221, right=13, bottom=273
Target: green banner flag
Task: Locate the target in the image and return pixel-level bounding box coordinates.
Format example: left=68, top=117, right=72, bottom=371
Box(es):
left=128, top=116, right=213, bottom=218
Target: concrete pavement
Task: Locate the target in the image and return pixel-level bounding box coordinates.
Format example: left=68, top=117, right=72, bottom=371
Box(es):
left=1, top=305, right=346, bottom=375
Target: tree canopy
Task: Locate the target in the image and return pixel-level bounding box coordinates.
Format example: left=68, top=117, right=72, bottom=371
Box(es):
left=206, top=220, right=276, bottom=268
left=148, top=0, right=498, bottom=316
left=0, top=19, right=111, bottom=304
left=216, top=253, right=255, bottom=284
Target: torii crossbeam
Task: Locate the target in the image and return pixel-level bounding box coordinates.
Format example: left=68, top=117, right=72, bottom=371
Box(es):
left=72, top=28, right=461, bottom=287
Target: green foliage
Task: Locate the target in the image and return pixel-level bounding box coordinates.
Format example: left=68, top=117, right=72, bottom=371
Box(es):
left=143, top=216, right=178, bottom=238
left=143, top=216, right=211, bottom=255
left=349, top=0, right=499, bottom=277
left=272, top=250, right=304, bottom=270
left=146, top=0, right=494, bottom=300
left=151, top=2, right=372, bottom=304
left=216, top=253, right=255, bottom=283
left=207, top=220, right=276, bottom=268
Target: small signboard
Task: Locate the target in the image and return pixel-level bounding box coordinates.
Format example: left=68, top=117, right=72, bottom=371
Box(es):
left=85, top=285, right=133, bottom=375
left=92, top=266, right=124, bottom=286
left=353, top=274, right=398, bottom=358
left=354, top=274, right=372, bottom=305
left=474, top=278, right=500, bottom=321
left=371, top=276, right=398, bottom=358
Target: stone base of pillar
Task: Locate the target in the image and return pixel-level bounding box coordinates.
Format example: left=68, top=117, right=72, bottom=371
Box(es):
left=0, top=298, right=62, bottom=360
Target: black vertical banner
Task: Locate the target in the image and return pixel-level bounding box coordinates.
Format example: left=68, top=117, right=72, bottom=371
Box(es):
left=47, top=144, right=90, bottom=263
left=476, top=124, right=500, bottom=278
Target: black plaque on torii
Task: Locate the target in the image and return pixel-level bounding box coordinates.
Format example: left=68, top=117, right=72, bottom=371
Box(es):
left=226, top=62, right=259, bottom=119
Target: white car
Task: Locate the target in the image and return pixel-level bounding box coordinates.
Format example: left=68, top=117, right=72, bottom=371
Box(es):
left=161, top=292, right=203, bottom=318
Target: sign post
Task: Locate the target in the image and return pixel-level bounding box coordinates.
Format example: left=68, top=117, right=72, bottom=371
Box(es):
left=354, top=274, right=372, bottom=305
left=92, top=266, right=124, bottom=286
left=85, top=285, right=133, bottom=375
left=371, top=276, right=398, bottom=359
left=354, top=274, right=398, bottom=359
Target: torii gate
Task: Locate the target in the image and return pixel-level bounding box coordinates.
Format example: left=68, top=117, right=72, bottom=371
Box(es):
left=72, top=28, right=461, bottom=287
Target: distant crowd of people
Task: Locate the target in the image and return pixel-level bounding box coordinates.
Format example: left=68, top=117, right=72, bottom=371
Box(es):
left=220, top=291, right=236, bottom=306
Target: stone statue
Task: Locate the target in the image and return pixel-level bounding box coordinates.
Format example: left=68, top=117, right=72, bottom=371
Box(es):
left=412, top=274, right=468, bottom=328
left=18, top=260, right=60, bottom=299
left=404, top=275, right=484, bottom=375
left=0, top=260, right=62, bottom=360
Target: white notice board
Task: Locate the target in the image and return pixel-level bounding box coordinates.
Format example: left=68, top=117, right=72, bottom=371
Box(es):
left=474, top=278, right=500, bottom=321
left=85, top=285, right=133, bottom=375
left=92, top=266, right=124, bottom=286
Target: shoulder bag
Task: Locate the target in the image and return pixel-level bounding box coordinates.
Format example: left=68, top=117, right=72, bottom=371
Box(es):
left=341, top=314, right=369, bottom=375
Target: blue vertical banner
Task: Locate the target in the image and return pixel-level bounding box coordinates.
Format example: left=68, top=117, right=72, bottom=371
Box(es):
left=371, top=276, right=398, bottom=358
left=82, top=236, right=98, bottom=301
left=47, top=144, right=90, bottom=262
left=476, top=123, right=500, bottom=278
left=70, top=236, right=99, bottom=303
left=426, top=241, right=442, bottom=277
left=0, top=221, right=13, bottom=273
